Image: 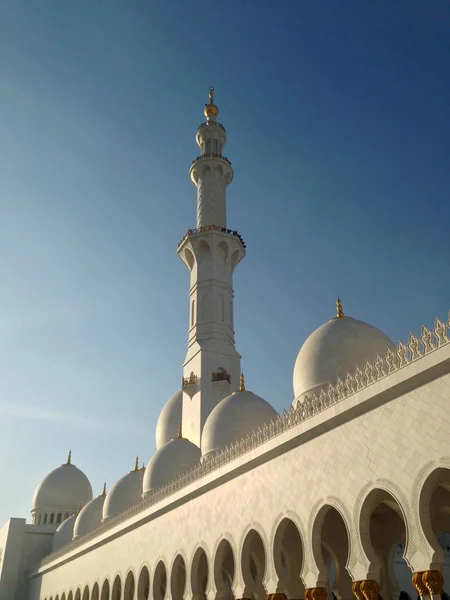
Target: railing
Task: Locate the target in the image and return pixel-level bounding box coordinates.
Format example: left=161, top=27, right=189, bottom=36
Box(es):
left=198, top=121, right=226, bottom=131
left=37, top=311, right=450, bottom=569
left=191, top=153, right=232, bottom=166
left=178, top=225, right=246, bottom=250
left=212, top=370, right=231, bottom=384
left=182, top=373, right=198, bottom=386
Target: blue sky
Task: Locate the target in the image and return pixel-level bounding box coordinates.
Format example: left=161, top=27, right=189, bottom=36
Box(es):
left=0, top=0, right=449, bottom=524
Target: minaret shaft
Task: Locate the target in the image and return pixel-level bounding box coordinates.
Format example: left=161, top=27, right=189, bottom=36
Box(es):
left=177, top=89, right=245, bottom=446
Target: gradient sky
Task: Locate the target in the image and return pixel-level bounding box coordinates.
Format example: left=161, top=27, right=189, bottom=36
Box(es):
left=0, top=0, right=449, bottom=525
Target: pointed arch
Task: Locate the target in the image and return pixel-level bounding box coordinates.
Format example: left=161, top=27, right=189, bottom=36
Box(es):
left=138, top=565, right=150, bottom=600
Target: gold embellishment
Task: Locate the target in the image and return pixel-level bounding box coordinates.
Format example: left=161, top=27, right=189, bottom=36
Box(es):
left=304, top=588, right=327, bottom=600
left=204, top=86, right=219, bottom=118
left=134, top=456, right=139, bottom=472
left=412, top=572, right=428, bottom=597
left=101, top=482, right=107, bottom=496
left=63, top=450, right=72, bottom=466
left=352, top=582, right=364, bottom=600
left=360, top=580, right=380, bottom=600
left=336, top=296, right=344, bottom=318
left=240, top=373, right=246, bottom=391
left=177, top=422, right=183, bottom=439
left=422, top=570, right=444, bottom=596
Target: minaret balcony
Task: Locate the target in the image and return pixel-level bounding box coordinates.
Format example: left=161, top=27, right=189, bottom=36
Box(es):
left=191, top=153, right=231, bottom=167
left=212, top=369, right=231, bottom=390
left=182, top=372, right=199, bottom=398
left=177, top=225, right=246, bottom=251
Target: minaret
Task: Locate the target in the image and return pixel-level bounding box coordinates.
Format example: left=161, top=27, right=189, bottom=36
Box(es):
left=177, top=88, right=245, bottom=446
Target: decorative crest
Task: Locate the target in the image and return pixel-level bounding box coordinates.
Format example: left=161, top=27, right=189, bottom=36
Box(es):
left=134, top=456, right=139, bottom=472
left=240, top=373, right=246, bottom=391
left=336, top=296, right=344, bottom=318
left=101, top=482, right=107, bottom=496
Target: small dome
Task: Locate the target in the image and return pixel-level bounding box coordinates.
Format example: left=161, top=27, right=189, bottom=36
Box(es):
left=102, top=461, right=144, bottom=522
left=31, top=454, right=93, bottom=517
left=201, top=382, right=278, bottom=458
left=52, top=514, right=76, bottom=552
left=143, top=435, right=201, bottom=495
left=155, top=390, right=183, bottom=449
left=293, top=313, right=395, bottom=403
left=73, top=488, right=106, bottom=539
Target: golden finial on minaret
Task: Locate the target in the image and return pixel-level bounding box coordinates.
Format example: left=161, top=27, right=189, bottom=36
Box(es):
left=177, top=421, right=183, bottom=439
left=101, top=482, right=107, bottom=496
left=66, top=450, right=72, bottom=465
left=204, top=86, right=219, bottom=118
left=240, top=373, right=246, bottom=391
left=134, top=455, right=139, bottom=471
left=336, top=296, right=344, bottom=318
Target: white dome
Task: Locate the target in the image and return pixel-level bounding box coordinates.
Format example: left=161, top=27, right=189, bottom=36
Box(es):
left=293, top=315, right=395, bottom=402
left=143, top=437, right=201, bottom=495
left=102, top=465, right=144, bottom=522
left=73, top=490, right=106, bottom=539
left=201, top=388, right=278, bottom=458
left=52, top=514, right=76, bottom=552
left=31, top=457, right=93, bottom=516
left=155, top=390, right=183, bottom=449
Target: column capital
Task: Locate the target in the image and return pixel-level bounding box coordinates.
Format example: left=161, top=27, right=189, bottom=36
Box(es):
left=352, top=580, right=380, bottom=600
left=304, top=587, right=327, bottom=600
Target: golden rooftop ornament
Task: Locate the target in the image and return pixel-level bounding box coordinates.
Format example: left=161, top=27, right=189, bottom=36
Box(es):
left=204, top=85, right=219, bottom=118
left=177, top=421, right=183, bottom=439
left=101, top=482, right=107, bottom=496
left=240, top=373, right=246, bottom=391
left=64, top=450, right=72, bottom=466
left=336, top=296, right=344, bottom=318
left=134, top=456, right=139, bottom=472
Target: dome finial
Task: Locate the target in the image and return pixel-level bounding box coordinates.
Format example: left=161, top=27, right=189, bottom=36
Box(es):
left=204, top=86, right=219, bottom=119
left=101, top=482, right=107, bottom=496
left=177, top=421, right=183, bottom=439
left=134, top=455, right=139, bottom=471
left=336, top=296, right=344, bottom=318
left=240, top=373, right=246, bottom=391
left=66, top=450, right=72, bottom=465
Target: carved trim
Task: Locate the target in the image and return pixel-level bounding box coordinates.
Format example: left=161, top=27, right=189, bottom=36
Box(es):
left=38, top=311, right=450, bottom=568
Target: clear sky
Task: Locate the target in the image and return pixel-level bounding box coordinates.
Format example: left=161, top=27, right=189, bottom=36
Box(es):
left=0, top=0, right=449, bottom=524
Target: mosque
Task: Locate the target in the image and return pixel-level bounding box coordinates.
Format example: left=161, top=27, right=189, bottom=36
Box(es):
left=0, top=89, right=449, bottom=600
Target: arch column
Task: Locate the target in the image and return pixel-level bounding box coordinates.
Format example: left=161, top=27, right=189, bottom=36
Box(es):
left=412, top=570, right=444, bottom=600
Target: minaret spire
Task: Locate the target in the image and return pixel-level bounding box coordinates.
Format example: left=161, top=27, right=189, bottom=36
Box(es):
left=176, top=89, right=245, bottom=446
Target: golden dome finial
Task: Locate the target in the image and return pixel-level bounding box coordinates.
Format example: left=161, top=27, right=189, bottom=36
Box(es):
left=204, top=86, right=219, bottom=118
left=134, top=455, right=139, bottom=471
left=177, top=421, right=183, bottom=439
left=66, top=450, right=72, bottom=465
left=240, top=373, right=246, bottom=391
left=336, top=296, right=344, bottom=318
left=101, top=482, right=107, bottom=496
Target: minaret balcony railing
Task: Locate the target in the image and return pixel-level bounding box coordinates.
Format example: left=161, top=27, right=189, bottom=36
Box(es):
left=198, top=121, right=226, bottom=131
left=191, top=153, right=232, bottom=166
left=177, top=225, right=246, bottom=250
left=182, top=373, right=198, bottom=387
left=212, top=370, right=231, bottom=384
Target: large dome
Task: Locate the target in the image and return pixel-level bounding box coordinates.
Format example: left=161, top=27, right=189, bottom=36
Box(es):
left=73, top=487, right=106, bottom=539
left=31, top=454, right=93, bottom=517
left=143, top=434, right=201, bottom=496
left=155, top=390, right=183, bottom=449
left=293, top=312, right=395, bottom=403
left=51, top=514, right=76, bottom=552
left=201, top=382, right=278, bottom=458
left=102, top=460, right=144, bottom=522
